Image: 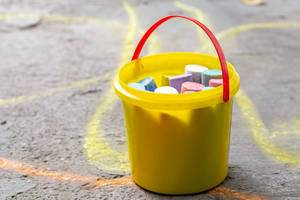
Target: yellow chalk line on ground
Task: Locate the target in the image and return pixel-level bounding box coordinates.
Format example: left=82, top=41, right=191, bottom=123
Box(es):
left=201, top=22, right=300, bottom=52
left=215, top=23, right=300, bottom=165
left=236, top=91, right=300, bottom=165
left=216, top=22, right=300, bottom=40
left=199, top=22, right=300, bottom=53
left=270, top=118, right=300, bottom=139
left=83, top=1, right=161, bottom=173
left=180, top=4, right=300, bottom=165
left=0, top=75, right=109, bottom=107
left=119, top=2, right=138, bottom=66
left=175, top=1, right=208, bottom=24
left=0, top=12, right=123, bottom=107
left=174, top=1, right=215, bottom=54
left=84, top=2, right=138, bottom=173
left=0, top=12, right=122, bottom=27
left=217, top=23, right=300, bottom=165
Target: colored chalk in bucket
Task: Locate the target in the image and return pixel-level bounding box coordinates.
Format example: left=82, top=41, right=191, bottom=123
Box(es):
left=202, top=87, right=214, bottom=91
left=169, top=74, right=193, bottom=92
left=185, top=64, right=208, bottom=83
left=139, top=77, right=157, bottom=92
left=154, top=86, right=178, bottom=94
left=182, top=91, right=196, bottom=94
left=202, top=69, right=222, bottom=86
left=128, top=83, right=146, bottom=91
left=161, top=73, right=178, bottom=86
left=181, top=82, right=204, bottom=93
left=209, top=79, right=223, bottom=87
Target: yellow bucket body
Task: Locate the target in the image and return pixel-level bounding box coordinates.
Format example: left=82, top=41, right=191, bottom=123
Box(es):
left=114, top=53, right=240, bottom=194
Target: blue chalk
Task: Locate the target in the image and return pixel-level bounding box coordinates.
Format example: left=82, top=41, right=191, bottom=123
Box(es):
left=202, top=69, right=222, bottom=86
left=139, top=77, right=157, bottom=92
left=128, top=83, right=146, bottom=91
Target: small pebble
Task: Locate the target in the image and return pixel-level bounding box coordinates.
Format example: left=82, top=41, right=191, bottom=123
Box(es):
left=139, top=77, right=157, bottom=91
left=202, top=69, right=222, bottom=86
left=154, top=86, right=178, bottom=94
left=4, top=14, right=42, bottom=30
left=181, top=82, right=204, bottom=93
left=128, top=83, right=146, bottom=91
left=169, top=74, right=193, bottom=92
left=209, top=79, right=223, bottom=87
left=185, top=64, right=208, bottom=83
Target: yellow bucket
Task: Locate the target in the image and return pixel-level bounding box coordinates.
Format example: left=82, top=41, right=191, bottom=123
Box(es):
left=113, top=16, right=240, bottom=195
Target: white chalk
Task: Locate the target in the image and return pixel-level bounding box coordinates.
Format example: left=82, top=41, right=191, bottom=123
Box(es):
left=185, top=64, right=208, bottom=83
left=154, top=86, right=178, bottom=94
left=128, top=83, right=146, bottom=91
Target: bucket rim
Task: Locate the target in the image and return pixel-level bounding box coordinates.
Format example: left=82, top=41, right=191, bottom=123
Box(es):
left=113, top=52, right=240, bottom=110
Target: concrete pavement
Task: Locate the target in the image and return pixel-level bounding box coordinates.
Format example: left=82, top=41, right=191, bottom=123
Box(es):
left=0, top=0, right=299, bottom=199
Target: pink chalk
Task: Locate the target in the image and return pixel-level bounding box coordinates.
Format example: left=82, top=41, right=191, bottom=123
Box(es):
left=209, top=79, right=223, bottom=87
left=181, top=82, right=204, bottom=93
left=182, top=91, right=196, bottom=94
left=169, top=74, right=193, bottom=92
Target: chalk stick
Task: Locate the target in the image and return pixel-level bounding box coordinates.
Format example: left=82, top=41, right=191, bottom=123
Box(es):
left=185, top=64, right=208, bottom=83
left=154, top=86, right=178, bottom=94
left=209, top=79, right=223, bottom=87
left=181, top=82, right=204, bottom=93
left=182, top=91, right=196, bottom=94
left=202, top=87, right=214, bottom=91
left=202, top=69, right=222, bottom=86
left=161, top=73, right=178, bottom=86
left=139, top=77, right=157, bottom=92
left=169, top=74, right=193, bottom=92
left=128, top=83, right=146, bottom=91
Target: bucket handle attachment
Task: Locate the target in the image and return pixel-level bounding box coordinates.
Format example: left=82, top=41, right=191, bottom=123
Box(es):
left=131, top=15, right=230, bottom=102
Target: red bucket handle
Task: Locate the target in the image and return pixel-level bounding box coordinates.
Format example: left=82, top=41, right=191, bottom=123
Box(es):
left=131, top=15, right=230, bottom=102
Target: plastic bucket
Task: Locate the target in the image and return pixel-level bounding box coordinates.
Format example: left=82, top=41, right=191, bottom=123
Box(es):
left=113, top=16, right=240, bottom=195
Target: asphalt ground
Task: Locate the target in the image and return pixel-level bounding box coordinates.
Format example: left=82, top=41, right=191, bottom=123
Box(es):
left=0, top=0, right=299, bottom=199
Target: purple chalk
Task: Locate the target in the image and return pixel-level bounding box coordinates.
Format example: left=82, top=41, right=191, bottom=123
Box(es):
left=169, top=74, right=193, bottom=92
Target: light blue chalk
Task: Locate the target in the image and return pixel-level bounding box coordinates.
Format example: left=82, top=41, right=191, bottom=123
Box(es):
left=202, top=69, right=222, bottom=86
left=139, top=77, right=157, bottom=92
left=128, top=83, right=146, bottom=91
left=202, top=87, right=214, bottom=91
